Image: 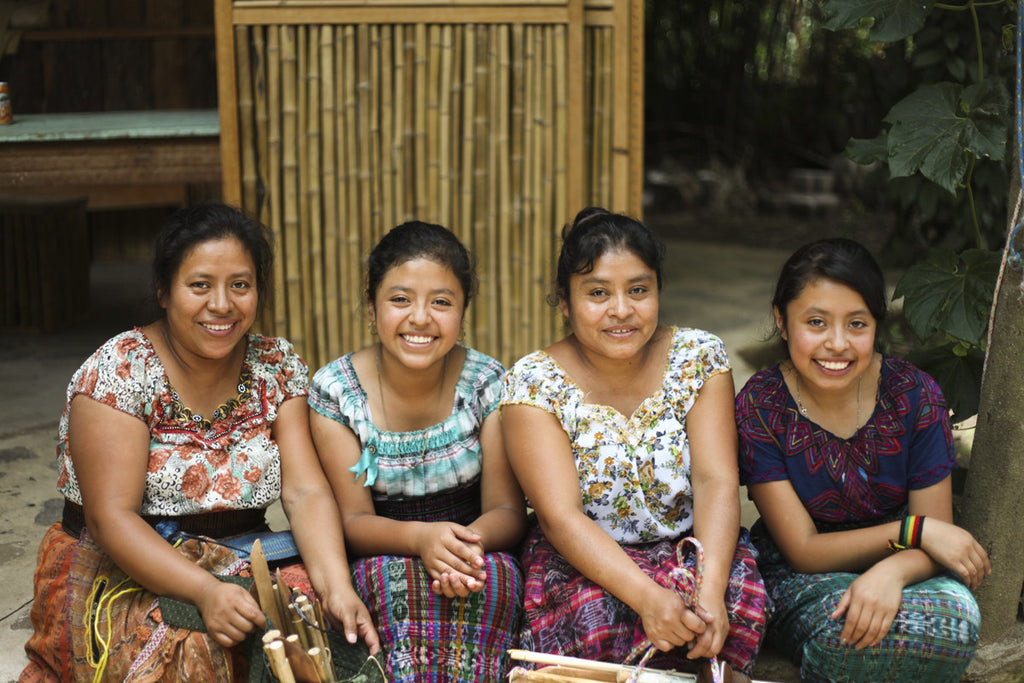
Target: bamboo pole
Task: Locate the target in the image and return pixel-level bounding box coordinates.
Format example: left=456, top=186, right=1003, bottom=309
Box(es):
left=320, top=25, right=341, bottom=358
left=426, top=24, right=441, bottom=224
left=356, top=23, right=373, bottom=313
left=509, top=23, right=526, bottom=359
left=449, top=24, right=464, bottom=231
left=305, top=25, right=328, bottom=366
left=250, top=27, right=269, bottom=225
left=379, top=25, right=395, bottom=237
left=596, top=27, right=612, bottom=207
left=340, top=24, right=360, bottom=353
left=584, top=28, right=596, bottom=204
left=413, top=23, right=427, bottom=217
left=535, top=26, right=553, bottom=352
left=296, top=26, right=317, bottom=361
left=459, top=24, right=475, bottom=262
left=235, top=26, right=258, bottom=212
left=473, top=25, right=493, bottom=351
left=393, top=25, right=407, bottom=226
left=496, top=24, right=512, bottom=364
left=389, top=24, right=405, bottom=227
left=280, top=25, right=304, bottom=351
left=368, top=24, right=383, bottom=236
left=267, top=26, right=287, bottom=336
left=437, top=24, right=453, bottom=227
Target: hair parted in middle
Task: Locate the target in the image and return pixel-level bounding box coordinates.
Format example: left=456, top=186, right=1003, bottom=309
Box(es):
left=552, top=206, right=666, bottom=306
left=365, top=220, right=477, bottom=308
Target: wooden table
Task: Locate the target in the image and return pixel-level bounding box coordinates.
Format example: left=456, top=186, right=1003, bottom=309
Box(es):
left=0, top=110, right=221, bottom=209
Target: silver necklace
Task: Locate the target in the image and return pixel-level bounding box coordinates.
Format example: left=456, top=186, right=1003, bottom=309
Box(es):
left=794, top=371, right=863, bottom=431
left=375, top=343, right=449, bottom=458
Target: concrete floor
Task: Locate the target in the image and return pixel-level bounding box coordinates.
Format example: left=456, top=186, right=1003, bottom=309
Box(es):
left=0, top=241, right=795, bottom=681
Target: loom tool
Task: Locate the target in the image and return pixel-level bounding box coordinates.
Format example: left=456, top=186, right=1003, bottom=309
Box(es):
left=251, top=539, right=287, bottom=633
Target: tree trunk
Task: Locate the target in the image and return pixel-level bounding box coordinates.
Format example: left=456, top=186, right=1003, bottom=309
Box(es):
left=959, top=161, right=1024, bottom=643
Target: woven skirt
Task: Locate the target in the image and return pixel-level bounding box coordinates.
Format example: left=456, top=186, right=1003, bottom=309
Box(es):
left=752, top=520, right=981, bottom=683
left=518, top=524, right=768, bottom=676
left=20, top=523, right=314, bottom=683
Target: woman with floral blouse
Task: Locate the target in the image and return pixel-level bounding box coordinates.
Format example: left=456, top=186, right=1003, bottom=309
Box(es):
left=500, top=207, right=767, bottom=682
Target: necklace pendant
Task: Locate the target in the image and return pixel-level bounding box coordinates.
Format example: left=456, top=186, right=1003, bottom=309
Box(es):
left=799, top=405, right=808, bottom=416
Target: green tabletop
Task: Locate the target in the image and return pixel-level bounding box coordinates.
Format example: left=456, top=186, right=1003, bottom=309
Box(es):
left=0, top=109, right=219, bottom=143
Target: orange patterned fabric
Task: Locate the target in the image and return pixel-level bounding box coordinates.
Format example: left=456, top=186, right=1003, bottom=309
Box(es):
left=20, top=524, right=314, bottom=682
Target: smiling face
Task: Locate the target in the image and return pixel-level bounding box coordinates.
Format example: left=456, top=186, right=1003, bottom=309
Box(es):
left=559, top=248, right=660, bottom=362
left=159, top=236, right=257, bottom=364
left=370, top=257, right=465, bottom=371
left=775, top=277, right=877, bottom=394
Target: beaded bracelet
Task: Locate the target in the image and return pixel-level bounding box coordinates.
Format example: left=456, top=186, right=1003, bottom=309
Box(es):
left=888, top=515, right=925, bottom=552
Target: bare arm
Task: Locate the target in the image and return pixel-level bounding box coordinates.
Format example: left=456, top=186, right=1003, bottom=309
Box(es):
left=467, top=411, right=528, bottom=551
left=686, top=370, right=742, bottom=659
left=70, top=396, right=265, bottom=648
left=501, top=403, right=706, bottom=652
left=310, top=410, right=423, bottom=557
left=275, top=397, right=379, bottom=652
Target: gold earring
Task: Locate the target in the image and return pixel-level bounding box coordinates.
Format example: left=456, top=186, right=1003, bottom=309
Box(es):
left=368, top=320, right=377, bottom=335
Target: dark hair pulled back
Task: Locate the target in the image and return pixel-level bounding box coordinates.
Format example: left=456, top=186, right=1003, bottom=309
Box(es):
left=553, top=207, right=665, bottom=305
left=772, top=237, right=887, bottom=331
left=151, top=202, right=274, bottom=316
left=366, top=221, right=476, bottom=308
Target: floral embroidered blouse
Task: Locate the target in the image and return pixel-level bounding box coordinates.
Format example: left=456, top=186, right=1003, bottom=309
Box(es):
left=500, top=326, right=730, bottom=544
left=55, top=328, right=308, bottom=515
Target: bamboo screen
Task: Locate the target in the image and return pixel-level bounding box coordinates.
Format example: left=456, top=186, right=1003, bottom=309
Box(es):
left=214, top=0, right=642, bottom=370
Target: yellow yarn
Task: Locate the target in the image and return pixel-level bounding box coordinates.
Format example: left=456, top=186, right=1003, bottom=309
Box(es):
left=85, top=573, right=144, bottom=683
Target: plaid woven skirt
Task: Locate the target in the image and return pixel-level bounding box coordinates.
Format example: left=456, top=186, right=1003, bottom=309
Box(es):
left=518, top=524, right=768, bottom=676
left=350, top=551, right=525, bottom=683
left=751, top=520, right=981, bottom=683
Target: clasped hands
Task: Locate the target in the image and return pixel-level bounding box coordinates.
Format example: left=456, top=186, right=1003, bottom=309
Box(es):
left=418, top=521, right=489, bottom=598
left=639, top=584, right=729, bottom=661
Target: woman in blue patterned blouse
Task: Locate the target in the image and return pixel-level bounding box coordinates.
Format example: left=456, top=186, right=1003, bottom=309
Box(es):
left=736, top=237, right=989, bottom=682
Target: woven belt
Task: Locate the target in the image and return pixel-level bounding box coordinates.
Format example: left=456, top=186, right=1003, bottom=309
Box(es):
left=61, top=500, right=268, bottom=540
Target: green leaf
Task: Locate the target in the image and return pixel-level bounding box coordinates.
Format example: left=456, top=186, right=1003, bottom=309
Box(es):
left=881, top=79, right=1010, bottom=196
left=893, top=248, right=1000, bottom=346
left=906, top=343, right=984, bottom=422
left=960, top=78, right=1010, bottom=162
left=818, top=0, right=934, bottom=42
left=884, top=83, right=968, bottom=194
left=845, top=133, right=889, bottom=164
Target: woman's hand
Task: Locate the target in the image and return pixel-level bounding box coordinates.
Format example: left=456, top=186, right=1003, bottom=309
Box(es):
left=321, top=586, right=381, bottom=654
left=685, top=596, right=728, bottom=661
left=830, top=564, right=903, bottom=649
left=195, top=580, right=266, bottom=648
left=416, top=522, right=487, bottom=596
left=919, top=518, right=991, bottom=590
left=637, top=583, right=707, bottom=652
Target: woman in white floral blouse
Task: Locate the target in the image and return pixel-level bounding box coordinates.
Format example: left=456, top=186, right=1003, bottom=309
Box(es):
left=22, top=202, right=377, bottom=682
left=500, top=207, right=767, bottom=682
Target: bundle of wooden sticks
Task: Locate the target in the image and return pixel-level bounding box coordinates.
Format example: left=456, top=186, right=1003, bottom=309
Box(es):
left=251, top=539, right=335, bottom=683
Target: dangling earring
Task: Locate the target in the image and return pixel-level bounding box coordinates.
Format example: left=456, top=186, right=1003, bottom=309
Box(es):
left=457, top=327, right=466, bottom=344
left=368, top=319, right=377, bottom=336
